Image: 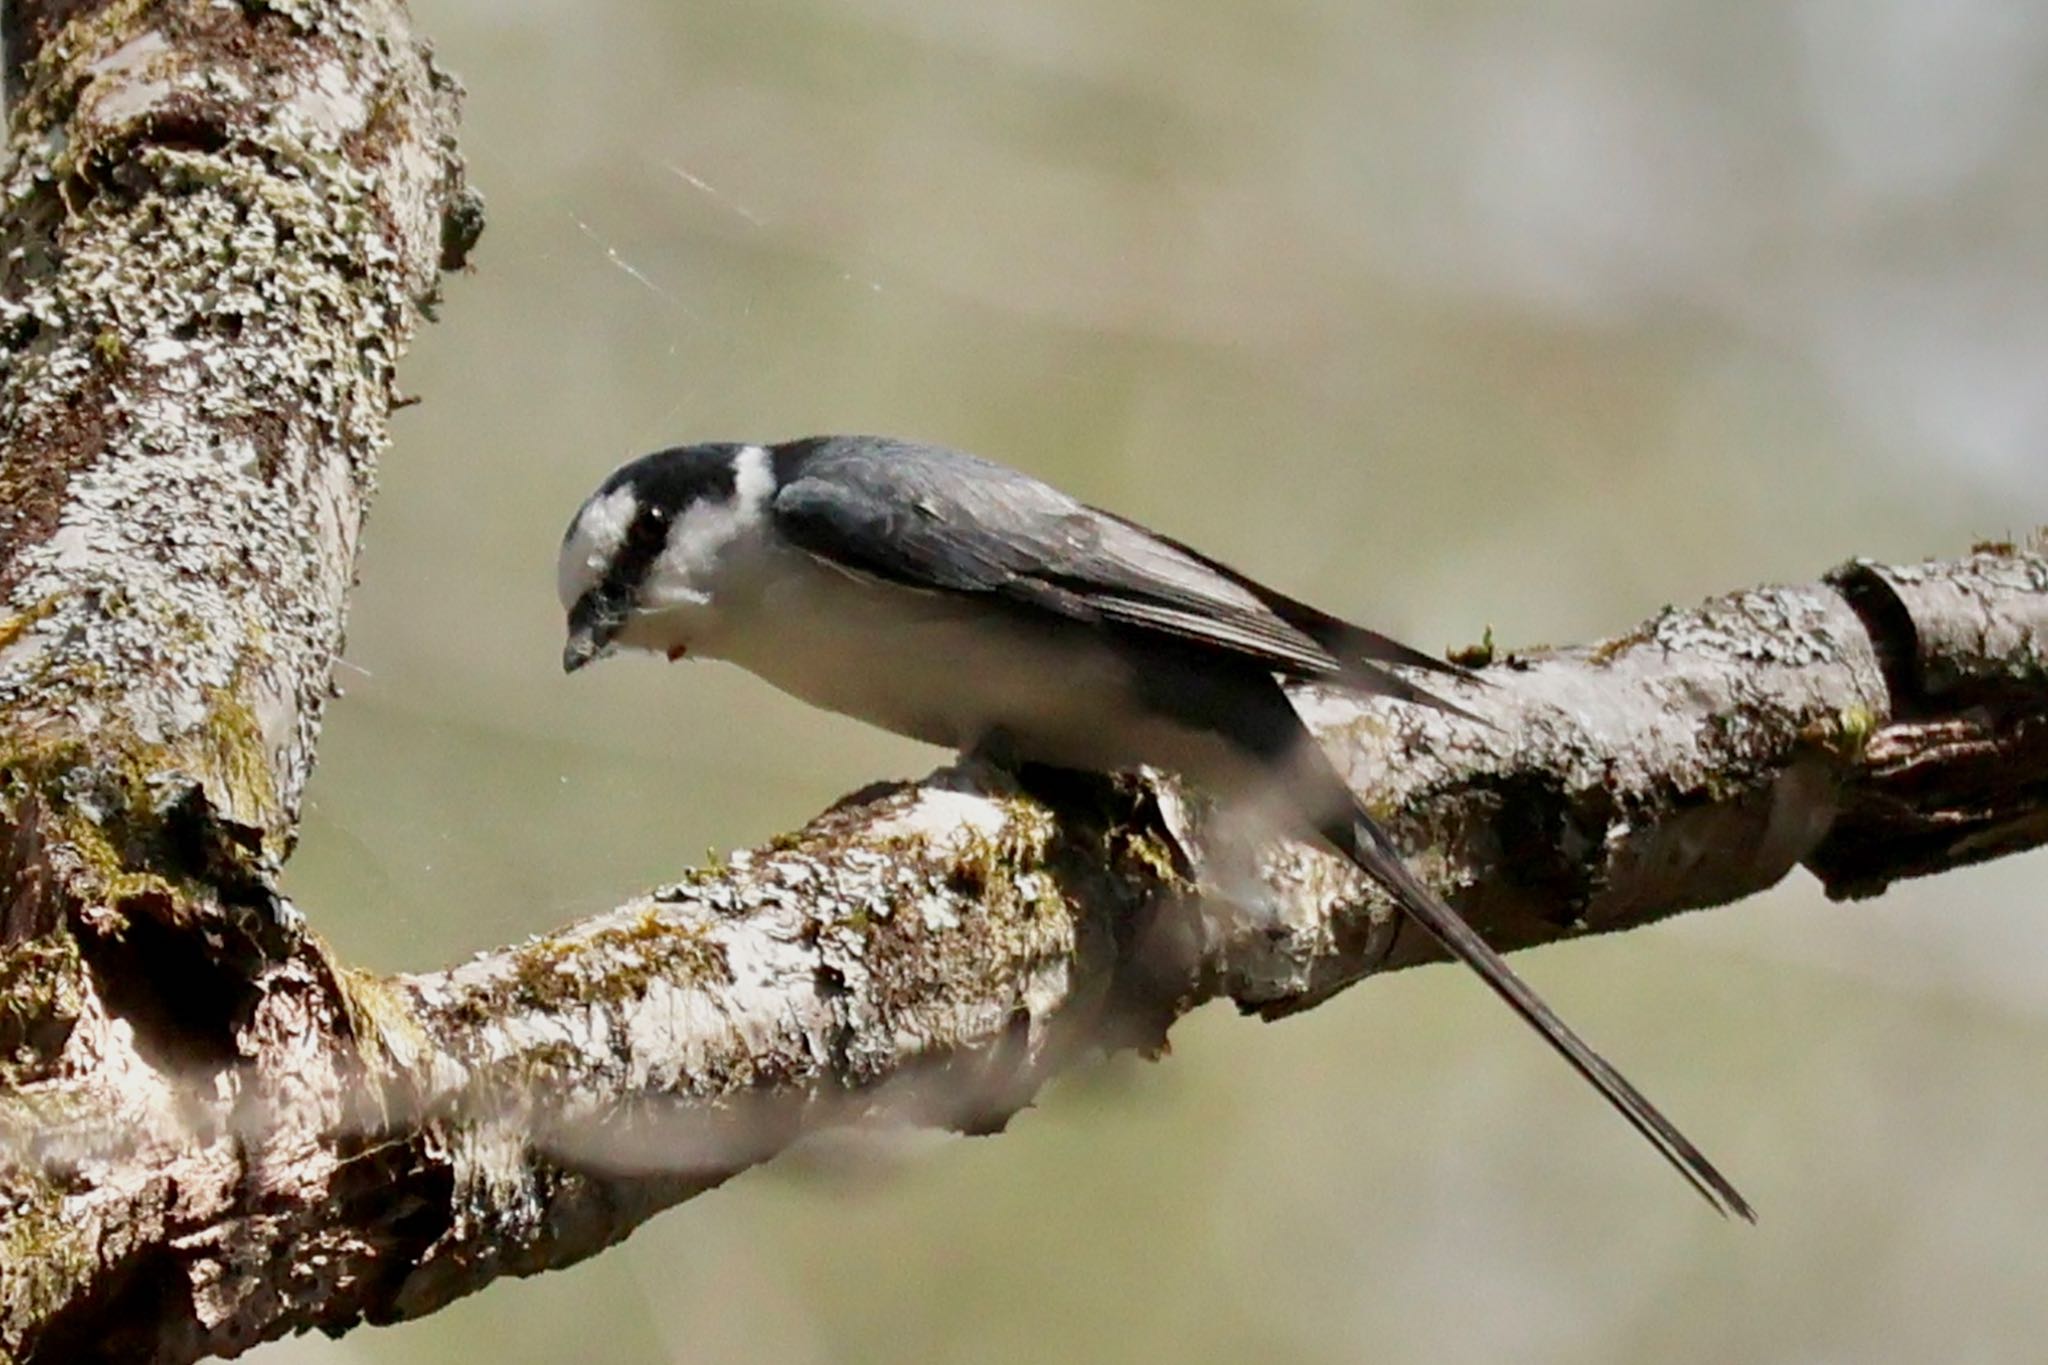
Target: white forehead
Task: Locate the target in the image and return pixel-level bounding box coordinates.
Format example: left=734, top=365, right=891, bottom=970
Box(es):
left=557, top=484, right=639, bottom=610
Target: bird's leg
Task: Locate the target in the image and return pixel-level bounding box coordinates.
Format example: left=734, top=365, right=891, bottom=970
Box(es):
left=960, top=725, right=1024, bottom=774
left=945, top=725, right=1037, bottom=797
left=955, top=728, right=1137, bottom=819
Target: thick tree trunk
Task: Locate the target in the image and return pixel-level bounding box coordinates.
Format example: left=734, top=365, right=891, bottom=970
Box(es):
left=0, top=0, right=474, bottom=1358
left=0, top=2, right=2042, bottom=1362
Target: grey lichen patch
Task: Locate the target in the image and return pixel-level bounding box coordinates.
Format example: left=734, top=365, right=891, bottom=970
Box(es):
left=1833, top=553, right=2048, bottom=732
left=849, top=786, right=1071, bottom=939
left=0, top=0, right=472, bottom=848
left=1640, top=586, right=1855, bottom=669
left=1693, top=702, right=1820, bottom=798
left=0, top=139, right=395, bottom=810
left=820, top=776, right=1211, bottom=1059
left=806, top=791, right=1098, bottom=1084
left=1576, top=584, right=1865, bottom=681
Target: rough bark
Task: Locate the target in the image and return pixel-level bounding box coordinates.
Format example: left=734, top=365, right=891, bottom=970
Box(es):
left=0, top=0, right=477, bottom=1358
left=0, top=2, right=2043, bottom=1362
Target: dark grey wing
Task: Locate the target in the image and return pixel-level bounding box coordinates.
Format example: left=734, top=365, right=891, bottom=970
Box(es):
left=1087, top=512, right=1481, bottom=718
left=771, top=438, right=1338, bottom=674
left=1100, top=512, right=1472, bottom=681
left=770, top=438, right=1459, bottom=698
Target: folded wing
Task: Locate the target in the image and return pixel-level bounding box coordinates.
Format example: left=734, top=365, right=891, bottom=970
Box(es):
left=770, top=437, right=1470, bottom=710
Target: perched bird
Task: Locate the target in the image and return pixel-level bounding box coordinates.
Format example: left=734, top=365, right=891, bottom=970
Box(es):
left=558, top=434, right=1752, bottom=1219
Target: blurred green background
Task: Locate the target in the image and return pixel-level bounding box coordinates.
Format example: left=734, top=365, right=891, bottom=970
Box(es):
left=263, top=0, right=2048, bottom=1360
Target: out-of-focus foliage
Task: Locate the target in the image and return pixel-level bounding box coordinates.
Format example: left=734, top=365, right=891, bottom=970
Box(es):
left=263, top=0, right=2048, bottom=1360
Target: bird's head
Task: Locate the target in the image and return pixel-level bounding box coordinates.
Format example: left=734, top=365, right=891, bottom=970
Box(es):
left=558, top=442, right=776, bottom=672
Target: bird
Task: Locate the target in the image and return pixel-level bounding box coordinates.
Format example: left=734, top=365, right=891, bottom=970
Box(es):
left=557, top=433, right=1752, bottom=1220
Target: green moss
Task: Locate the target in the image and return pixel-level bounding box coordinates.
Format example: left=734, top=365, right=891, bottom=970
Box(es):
left=89, top=329, right=124, bottom=367
left=1448, top=625, right=1496, bottom=669
left=334, top=962, right=431, bottom=1080
left=936, top=804, right=1068, bottom=925
left=0, top=721, right=277, bottom=933
left=0, top=932, right=86, bottom=1084
left=12, top=0, right=160, bottom=134
left=185, top=686, right=280, bottom=829
left=0, top=597, right=60, bottom=654
left=458, top=911, right=734, bottom=1026
left=1589, top=619, right=1657, bottom=665
left=590, top=914, right=732, bottom=997
left=1800, top=703, right=1879, bottom=765
left=0, top=1166, right=96, bottom=1334
left=0, top=629, right=281, bottom=873
left=1110, top=825, right=1192, bottom=894
left=0, top=736, right=159, bottom=886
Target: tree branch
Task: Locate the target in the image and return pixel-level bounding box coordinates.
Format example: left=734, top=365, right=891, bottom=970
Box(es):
left=0, top=2, right=2042, bottom=1361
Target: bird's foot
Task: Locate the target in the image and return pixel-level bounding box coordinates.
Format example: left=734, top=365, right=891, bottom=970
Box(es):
left=960, top=726, right=1024, bottom=774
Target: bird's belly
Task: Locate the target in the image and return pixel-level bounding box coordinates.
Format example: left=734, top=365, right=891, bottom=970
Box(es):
left=705, top=560, right=1258, bottom=786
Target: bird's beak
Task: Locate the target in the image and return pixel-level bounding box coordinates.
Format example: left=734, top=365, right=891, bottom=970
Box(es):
left=562, top=630, right=605, bottom=674
left=563, top=591, right=626, bottom=674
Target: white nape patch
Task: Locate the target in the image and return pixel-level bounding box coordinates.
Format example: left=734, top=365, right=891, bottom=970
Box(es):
left=642, top=444, right=776, bottom=610
left=732, top=442, right=775, bottom=511
left=557, top=484, right=639, bottom=609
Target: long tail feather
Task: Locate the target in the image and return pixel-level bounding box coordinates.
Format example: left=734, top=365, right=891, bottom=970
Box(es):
left=1286, top=607, right=1476, bottom=681
left=1328, top=808, right=1755, bottom=1221
left=1336, top=660, right=1489, bottom=723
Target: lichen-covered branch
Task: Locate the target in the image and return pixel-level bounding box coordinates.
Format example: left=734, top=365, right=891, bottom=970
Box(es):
left=11, top=539, right=2046, bottom=1360
left=0, top=1, right=2043, bottom=1361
